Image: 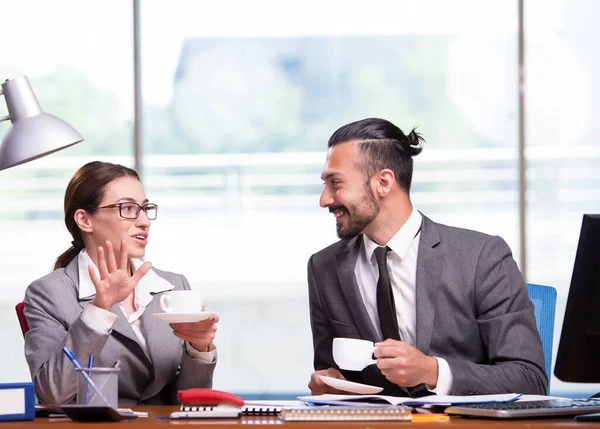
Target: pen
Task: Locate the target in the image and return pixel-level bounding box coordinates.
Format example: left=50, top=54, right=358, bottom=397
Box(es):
left=86, top=355, right=94, bottom=404
left=112, top=360, right=121, bottom=368
left=62, top=347, right=111, bottom=407
left=411, top=413, right=450, bottom=423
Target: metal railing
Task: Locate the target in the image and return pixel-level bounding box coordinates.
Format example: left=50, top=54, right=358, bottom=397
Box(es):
left=2, top=146, right=599, bottom=216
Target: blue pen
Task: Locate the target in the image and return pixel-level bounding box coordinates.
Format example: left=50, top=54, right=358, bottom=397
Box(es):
left=85, top=355, right=94, bottom=403
left=62, top=347, right=111, bottom=407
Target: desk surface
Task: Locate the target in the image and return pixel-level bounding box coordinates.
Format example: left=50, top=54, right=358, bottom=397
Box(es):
left=4, top=406, right=599, bottom=427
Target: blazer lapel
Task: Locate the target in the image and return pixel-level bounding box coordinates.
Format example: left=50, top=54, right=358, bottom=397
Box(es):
left=335, top=235, right=381, bottom=342
left=141, top=291, right=181, bottom=368
left=108, top=307, right=149, bottom=351
left=77, top=297, right=152, bottom=355
left=415, top=214, right=443, bottom=354
left=139, top=274, right=181, bottom=400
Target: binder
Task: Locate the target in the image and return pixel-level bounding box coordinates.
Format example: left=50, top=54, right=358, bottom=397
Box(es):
left=280, top=406, right=412, bottom=422
left=0, top=382, right=35, bottom=422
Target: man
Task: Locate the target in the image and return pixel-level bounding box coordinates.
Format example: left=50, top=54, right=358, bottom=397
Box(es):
left=307, top=118, right=547, bottom=397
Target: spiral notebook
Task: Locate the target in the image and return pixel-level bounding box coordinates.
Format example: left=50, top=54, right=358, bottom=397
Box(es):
left=170, top=405, right=283, bottom=419
left=280, top=406, right=412, bottom=422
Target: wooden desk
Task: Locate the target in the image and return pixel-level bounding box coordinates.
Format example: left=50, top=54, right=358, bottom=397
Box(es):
left=3, top=406, right=597, bottom=427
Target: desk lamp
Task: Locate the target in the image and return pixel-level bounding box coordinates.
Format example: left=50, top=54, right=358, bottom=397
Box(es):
left=0, top=76, right=83, bottom=171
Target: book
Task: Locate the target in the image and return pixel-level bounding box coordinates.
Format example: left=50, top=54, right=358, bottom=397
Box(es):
left=0, top=382, right=35, bottom=422
left=298, top=393, right=523, bottom=407
left=280, top=406, right=412, bottom=422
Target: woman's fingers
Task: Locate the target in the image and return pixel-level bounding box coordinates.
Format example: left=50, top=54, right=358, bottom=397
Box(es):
left=131, top=261, right=152, bottom=284
left=88, top=265, right=101, bottom=288
left=119, top=239, right=128, bottom=272
left=105, top=240, right=118, bottom=273
left=97, top=246, right=109, bottom=279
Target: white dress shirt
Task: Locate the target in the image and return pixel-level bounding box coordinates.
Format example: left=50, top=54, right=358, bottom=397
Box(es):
left=77, top=250, right=215, bottom=362
left=354, top=208, right=452, bottom=394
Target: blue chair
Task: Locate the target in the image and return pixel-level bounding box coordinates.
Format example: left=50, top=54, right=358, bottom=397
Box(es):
left=526, top=283, right=557, bottom=393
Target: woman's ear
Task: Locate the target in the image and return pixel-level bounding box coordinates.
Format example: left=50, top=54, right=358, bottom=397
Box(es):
left=74, top=209, right=93, bottom=233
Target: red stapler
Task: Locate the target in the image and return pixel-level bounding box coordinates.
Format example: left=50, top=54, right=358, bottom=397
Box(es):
left=171, top=389, right=245, bottom=419
left=177, top=388, right=245, bottom=407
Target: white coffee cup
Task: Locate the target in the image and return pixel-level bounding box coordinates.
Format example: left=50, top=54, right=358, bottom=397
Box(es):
left=332, top=337, right=377, bottom=371
left=159, top=290, right=203, bottom=314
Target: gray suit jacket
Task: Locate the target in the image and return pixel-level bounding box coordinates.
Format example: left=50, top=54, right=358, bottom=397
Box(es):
left=308, top=214, right=547, bottom=396
left=23, top=257, right=215, bottom=405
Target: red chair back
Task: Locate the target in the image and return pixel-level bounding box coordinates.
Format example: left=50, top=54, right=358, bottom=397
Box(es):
left=15, top=302, right=30, bottom=337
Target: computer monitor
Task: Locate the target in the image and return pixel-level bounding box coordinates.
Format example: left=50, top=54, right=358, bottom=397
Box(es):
left=554, top=214, right=600, bottom=382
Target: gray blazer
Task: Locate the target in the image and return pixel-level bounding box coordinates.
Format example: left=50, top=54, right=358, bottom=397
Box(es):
left=308, top=214, right=547, bottom=396
left=23, top=257, right=215, bottom=405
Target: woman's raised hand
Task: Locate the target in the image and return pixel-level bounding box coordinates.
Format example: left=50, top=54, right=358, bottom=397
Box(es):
left=89, top=239, right=152, bottom=310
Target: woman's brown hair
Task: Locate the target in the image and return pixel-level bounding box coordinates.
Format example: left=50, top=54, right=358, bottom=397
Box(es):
left=54, top=161, right=140, bottom=270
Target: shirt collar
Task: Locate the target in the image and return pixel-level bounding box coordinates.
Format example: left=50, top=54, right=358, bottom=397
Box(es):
left=77, top=249, right=174, bottom=304
left=363, top=207, right=422, bottom=262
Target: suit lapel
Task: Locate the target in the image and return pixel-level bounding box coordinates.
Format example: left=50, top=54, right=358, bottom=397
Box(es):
left=335, top=236, right=381, bottom=342
left=141, top=291, right=181, bottom=370
left=139, top=274, right=182, bottom=400
left=415, top=214, right=443, bottom=354
left=109, top=306, right=148, bottom=350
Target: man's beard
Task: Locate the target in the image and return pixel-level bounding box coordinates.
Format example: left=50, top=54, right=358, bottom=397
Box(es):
left=333, top=185, right=379, bottom=239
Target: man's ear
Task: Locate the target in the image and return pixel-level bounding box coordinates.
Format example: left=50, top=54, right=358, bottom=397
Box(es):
left=376, top=169, right=395, bottom=196
left=74, top=209, right=94, bottom=233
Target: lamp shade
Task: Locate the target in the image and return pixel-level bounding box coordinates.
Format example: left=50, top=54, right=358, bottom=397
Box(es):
left=0, top=76, right=83, bottom=171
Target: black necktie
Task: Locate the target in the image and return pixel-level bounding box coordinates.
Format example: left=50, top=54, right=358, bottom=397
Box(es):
left=374, top=246, right=401, bottom=341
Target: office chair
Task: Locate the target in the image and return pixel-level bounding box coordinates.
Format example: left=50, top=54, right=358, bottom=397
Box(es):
left=15, top=301, right=30, bottom=337
left=526, top=283, right=557, bottom=393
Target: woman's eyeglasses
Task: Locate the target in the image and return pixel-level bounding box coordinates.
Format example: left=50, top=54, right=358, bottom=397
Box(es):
left=96, top=202, right=158, bottom=220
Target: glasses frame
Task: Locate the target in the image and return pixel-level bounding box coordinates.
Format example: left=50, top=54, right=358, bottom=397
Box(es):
left=95, top=202, right=158, bottom=220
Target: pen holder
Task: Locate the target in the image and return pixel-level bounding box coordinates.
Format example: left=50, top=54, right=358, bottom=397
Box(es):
left=76, top=367, right=119, bottom=408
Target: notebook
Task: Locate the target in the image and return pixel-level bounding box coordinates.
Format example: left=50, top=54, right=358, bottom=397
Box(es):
left=170, top=404, right=283, bottom=419
left=280, top=406, right=412, bottom=422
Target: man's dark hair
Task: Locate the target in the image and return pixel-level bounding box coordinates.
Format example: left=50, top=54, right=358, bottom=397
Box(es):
left=327, top=118, right=424, bottom=194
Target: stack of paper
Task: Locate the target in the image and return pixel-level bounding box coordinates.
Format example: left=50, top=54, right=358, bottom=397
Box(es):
left=298, top=393, right=523, bottom=407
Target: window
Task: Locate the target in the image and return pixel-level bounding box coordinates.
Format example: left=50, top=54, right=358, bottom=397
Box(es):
left=525, top=0, right=600, bottom=397
left=5, top=0, right=593, bottom=398
left=0, top=0, right=133, bottom=381
left=140, top=0, right=518, bottom=394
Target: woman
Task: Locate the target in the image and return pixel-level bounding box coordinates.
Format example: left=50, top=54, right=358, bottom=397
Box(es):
left=23, top=161, right=218, bottom=405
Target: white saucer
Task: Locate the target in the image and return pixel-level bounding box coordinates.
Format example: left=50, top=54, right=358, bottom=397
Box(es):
left=319, top=375, right=383, bottom=394
left=151, top=312, right=215, bottom=324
